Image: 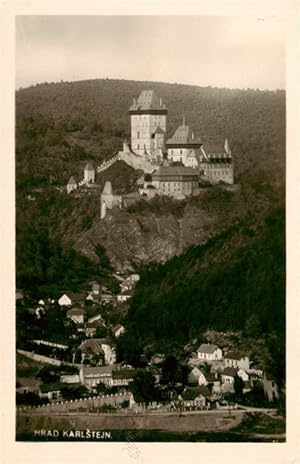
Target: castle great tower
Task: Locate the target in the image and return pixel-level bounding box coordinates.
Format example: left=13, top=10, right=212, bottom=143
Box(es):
left=129, top=90, right=168, bottom=156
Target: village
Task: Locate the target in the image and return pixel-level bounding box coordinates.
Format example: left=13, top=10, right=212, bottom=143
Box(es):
left=16, top=272, right=279, bottom=416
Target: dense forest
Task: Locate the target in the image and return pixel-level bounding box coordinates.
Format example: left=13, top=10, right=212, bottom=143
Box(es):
left=118, top=205, right=285, bottom=385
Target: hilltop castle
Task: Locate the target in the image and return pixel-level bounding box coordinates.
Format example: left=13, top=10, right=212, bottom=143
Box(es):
left=99, top=89, right=234, bottom=218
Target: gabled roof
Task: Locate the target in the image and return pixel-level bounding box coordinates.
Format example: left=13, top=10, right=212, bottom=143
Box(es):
left=84, top=162, right=95, bottom=171
left=61, top=292, right=86, bottom=301
left=79, top=338, right=114, bottom=353
left=112, top=368, right=136, bottom=380
left=81, top=365, right=116, bottom=377
left=222, top=367, right=239, bottom=377
left=67, top=176, right=77, bottom=185
left=166, top=124, right=202, bottom=146
left=181, top=386, right=210, bottom=400
left=225, top=351, right=247, bottom=361
left=67, top=308, right=85, bottom=316
left=129, top=90, right=167, bottom=112
left=197, top=343, right=220, bottom=354
left=154, top=125, right=165, bottom=135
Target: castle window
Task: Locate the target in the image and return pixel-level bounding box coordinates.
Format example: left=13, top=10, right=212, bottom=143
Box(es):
left=137, top=132, right=140, bottom=139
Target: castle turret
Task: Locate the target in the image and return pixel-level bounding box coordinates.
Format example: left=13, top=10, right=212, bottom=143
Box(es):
left=84, top=162, right=95, bottom=184
left=100, top=181, right=122, bottom=219
left=129, top=90, right=168, bottom=156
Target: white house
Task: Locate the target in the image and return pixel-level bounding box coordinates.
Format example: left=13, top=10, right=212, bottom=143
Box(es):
left=224, top=351, right=250, bottom=371
left=66, top=308, right=86, bottom=324
left=221, top=367, right=238, bottom=384
left=79, top=338, right=116, bottom=365
left=117, top=292, right=132, bottom=303
left=237, top=369, right=249, bottom=382
left=84, top=162, right=96, bottom=184
left=58, top=292, right=86, bottom=307
left=79, top=365, right=115, bottom=389
left=197, top=343, right=223, bottom=361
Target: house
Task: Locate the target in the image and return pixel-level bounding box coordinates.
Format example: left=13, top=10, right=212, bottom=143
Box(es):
left=79, top=365, right=117, bottom=389
left=197, top=343, right=223, bottom=362
left=84, top=321, right=105, bottom=338
left=79, top=338, right=116, bottom=365
left=179, top=386, right=211, bottom=409
left=66, top=308, right=86, bottom=324
left=112, top=324, right=125, bottom=338
left=149, top=166, right=199, bottom=200
left=111, top=368, right=137, bottom=387
left=117, top=292, right=132, bottom=303
left=224, top=351, right=250, bottom=371
left=263, top=375, right=279, bottom=402
left=60, top=374, right=80, bottom=384
left=88, top=314, right=104, bottom=324
left=39, top=383, right=64, bottom=401
left=237, top=369, right=249, bottom=382
left=58, top=292, right=86, bottom=307
left=221, top=367, right=238, bottom=384
left=16, top=377, right=40, bottom=395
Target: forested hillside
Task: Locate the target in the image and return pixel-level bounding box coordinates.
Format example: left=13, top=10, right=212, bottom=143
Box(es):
left=118, top=205, right=285, bottom=384
left=16, top=78, right=285, bottom=191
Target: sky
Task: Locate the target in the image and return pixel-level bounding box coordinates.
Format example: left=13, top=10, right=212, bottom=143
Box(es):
left=15, top=15, right=285, bottom=90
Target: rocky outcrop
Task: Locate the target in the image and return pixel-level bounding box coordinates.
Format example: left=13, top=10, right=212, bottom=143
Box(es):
left=74, top=204, right=218, bottom=271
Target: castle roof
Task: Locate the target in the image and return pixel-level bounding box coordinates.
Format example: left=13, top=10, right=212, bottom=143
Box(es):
left=129, top=90, right=167, bottom=114
left=67, top=176, right=77, bottom=185
left=84, top=162, right=95, bottom=171
left=154, top=125, right=165, bottom=135
left=102, top=181, right=113, bottom=195
left=166, top=124, right=202, bottom=147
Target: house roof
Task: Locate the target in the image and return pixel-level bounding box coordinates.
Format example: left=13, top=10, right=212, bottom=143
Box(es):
left=67, top=176, right=77, bottom=185
left=154, top=125, right=165, bottom=135
left=113, top=324, right=125, bottom=333
left=112, top=369, right=136, bottom=380
left=61, top=292, right=86, bottom=301
left=40, top=382, right=64, bottom=393
left=222, top=367, right=239, bottom=377
left=181, top=386, right=210, bottom=400
left=67, top=308, right=85, bottom=316
left=225, top=351, right=246, bottom=361
left=129, top=90, right=167, bottom=112
left=79, top=338, right=114, bottom=353
left=197, top=343, right=220, bottom=354
left=84, top=162, right=95, bottom=171
left=166, top=124, right=202, bottom=146
left=102, top=181, right=113, bottom=195
left=204, top=372, right=218, bottom=382
left=81, top=365, right=116, bottom=377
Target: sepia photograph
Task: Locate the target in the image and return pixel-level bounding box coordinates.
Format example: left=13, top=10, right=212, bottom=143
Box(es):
left=13, top=12, right=287, bottom=445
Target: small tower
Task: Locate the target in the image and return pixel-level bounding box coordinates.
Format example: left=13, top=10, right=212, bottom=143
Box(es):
left=100, top=181, right=122, bottom=219
left=67, top=176, right=77, bottom=194
left=129, top=90, right=168, bottom=156
left=84, top=162, right=95, bottom=184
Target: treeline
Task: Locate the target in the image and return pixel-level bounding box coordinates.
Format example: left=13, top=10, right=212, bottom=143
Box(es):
left=119, top=206, right=285, bottom=379
left=16, top=78, right=285, bottom=190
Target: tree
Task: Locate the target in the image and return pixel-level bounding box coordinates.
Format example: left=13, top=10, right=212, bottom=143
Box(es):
left=234, top=375, right=244, bottom=401
left=129, top=371, right=157, bottom=404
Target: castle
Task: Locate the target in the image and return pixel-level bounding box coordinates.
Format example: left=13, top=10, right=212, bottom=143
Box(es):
left=66, top=89, right=234, bottom=216
left=100, top=89, right=234, bottom=217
